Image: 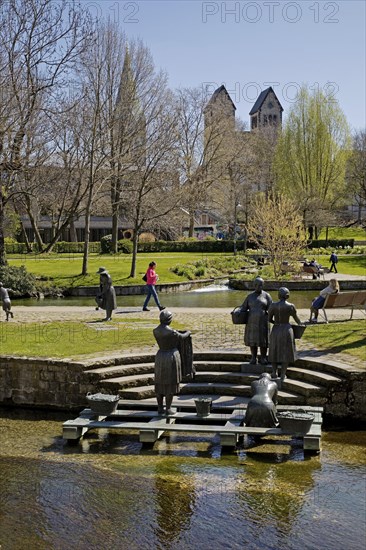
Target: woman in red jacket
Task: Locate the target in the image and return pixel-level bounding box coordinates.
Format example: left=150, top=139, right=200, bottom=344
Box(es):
left=143, top=261, right=165, bottom=311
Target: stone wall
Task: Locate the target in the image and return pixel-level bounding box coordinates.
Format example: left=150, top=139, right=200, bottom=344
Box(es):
left=0, top=356, right=95, bottom=410
left=0, top=354, right=365, bottom=421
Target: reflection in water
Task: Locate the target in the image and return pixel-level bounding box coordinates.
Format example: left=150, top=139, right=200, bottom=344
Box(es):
left=0, top=409, right=365, bottom=549
left=153, top=460, right=196, bottom=548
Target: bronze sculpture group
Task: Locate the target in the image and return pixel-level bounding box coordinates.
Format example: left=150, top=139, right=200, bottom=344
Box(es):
left=149, top=278, right=305, bottom=429
left=149, top=281, right=304, bottom=430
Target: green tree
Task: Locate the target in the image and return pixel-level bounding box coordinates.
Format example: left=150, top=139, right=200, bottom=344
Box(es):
left=274, top=86, right=351, bottom=237
left=346, top=129, right=366, bottom=223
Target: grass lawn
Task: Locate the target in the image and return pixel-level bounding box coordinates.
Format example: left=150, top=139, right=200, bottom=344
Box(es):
left=302, top=319, right=366, bottom=362
left=0, top=318, right=158, bottom=358
left=316, top=254, right=366, bottom=276
left=317, top=227, right=366, bottom=240
left=1, top=315, right=364, bottom=362
left=8, top=252, right=230, bottom=287
left=8, top=251, right=366, bottom=289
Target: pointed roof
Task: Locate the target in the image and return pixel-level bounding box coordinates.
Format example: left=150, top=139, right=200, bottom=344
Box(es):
left=116, top=48, right=136, bottom=107
left=249, top=86, right=283, bottom=115
left=205, top=85, right=236, bottom=112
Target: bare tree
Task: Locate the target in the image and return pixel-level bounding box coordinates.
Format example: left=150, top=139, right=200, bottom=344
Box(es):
left=107, top=39, right=172, bottom=254
left=174, top=87, right=238, bottom=237
left=0, top=0, right=92, bottom=265
left=121, top=90, right=179, bottom=278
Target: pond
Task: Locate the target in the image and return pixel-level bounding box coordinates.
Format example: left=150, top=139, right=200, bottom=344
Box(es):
left=14, top=285, right=318, bottom=309
left=0, top=408, right=365, bottom=550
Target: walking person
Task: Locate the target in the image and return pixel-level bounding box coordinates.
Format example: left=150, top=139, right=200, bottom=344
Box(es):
left=329, top=251, right=338, bottom=273
left=143, top=261, right=165, bottom=312
left=309, top=278, right=340, bottom=323
left=0, top=282, right=14, bottom=321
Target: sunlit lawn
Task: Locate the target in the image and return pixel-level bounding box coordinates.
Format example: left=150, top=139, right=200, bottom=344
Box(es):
left=317, top=227, right=366, bottom=240
left=302, top=319, right=366, bottom=363
left=8, top=252, right=223, bottom=287
left=0, top=318, right=157, bottom=359
left=1, top=316, right=364, bottom=362
left=8, top=251, right=366, bottom=287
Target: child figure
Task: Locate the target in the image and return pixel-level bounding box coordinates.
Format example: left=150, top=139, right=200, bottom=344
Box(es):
left=0, top=282, right=14, bottom=321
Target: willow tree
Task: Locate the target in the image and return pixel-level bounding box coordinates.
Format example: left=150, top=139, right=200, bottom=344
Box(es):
left=346, top=129, right=366, bottom=223
left=274, top=86, right=351, bottom=238
left=247, top=192, right=307, bottom=278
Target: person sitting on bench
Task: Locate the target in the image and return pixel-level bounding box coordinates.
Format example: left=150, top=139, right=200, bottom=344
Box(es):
left=309, top=279, right=340, bottom=323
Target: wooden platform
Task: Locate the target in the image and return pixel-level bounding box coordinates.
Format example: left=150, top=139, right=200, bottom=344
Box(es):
left=63, top=402, right=323, bottom=452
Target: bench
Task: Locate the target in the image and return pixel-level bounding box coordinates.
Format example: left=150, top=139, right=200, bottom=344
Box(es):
left=302, top=265, right=325, bottom=280
left=320, top=290, right=366, bottom=322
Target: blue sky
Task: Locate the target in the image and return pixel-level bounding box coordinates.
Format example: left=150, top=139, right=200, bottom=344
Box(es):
left=93, top=0, right=365, bottom=132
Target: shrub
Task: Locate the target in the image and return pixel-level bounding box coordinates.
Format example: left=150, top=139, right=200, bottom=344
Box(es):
left=0, top=265, right=36, bottom=297
left=101, top=234, right=112, bottom=253
left=117, top=239, right=133, bottom=254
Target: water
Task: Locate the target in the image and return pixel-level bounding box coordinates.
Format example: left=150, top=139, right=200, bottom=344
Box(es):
left=15, top=287, right=318, bottom=309
left=0, top=408, right=365, bottom=549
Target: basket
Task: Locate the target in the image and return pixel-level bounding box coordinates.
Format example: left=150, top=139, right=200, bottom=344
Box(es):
left=277, top=410, right=314, bottom=434
left=194, top=397, right=212, bottom=417
left=231, top=307, right=249, bottom=325
left=291, top=324, right=307, bottom=339
left=86, top=392, right=119, bottom=415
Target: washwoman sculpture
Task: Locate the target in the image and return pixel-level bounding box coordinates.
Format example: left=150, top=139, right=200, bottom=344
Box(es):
left=268, top=287, right=303, bottom=383
left=245, top=373, right=278, bottom=428
left=241, top=277, right=272, bottom=365
left=153, top=310, right=191, bottom=415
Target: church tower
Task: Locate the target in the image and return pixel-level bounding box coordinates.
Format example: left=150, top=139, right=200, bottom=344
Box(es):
left=114, top=48, right=146, bottom=162
left=204, top=85, right=236, bottom=132
left=249, top=86, right=283, bottom=130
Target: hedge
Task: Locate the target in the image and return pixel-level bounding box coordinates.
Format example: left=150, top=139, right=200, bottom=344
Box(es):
left=5, top=241, right=101, bottom=254
left=307, top=239, right=354, bottom=249
left=136, top=240, right=257, bottom=253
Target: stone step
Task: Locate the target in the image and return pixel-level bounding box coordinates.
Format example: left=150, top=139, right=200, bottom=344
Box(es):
left=118, top=383, right=302, bottom=404
left=100, top=373, right=155, bottom=390
left=85, top=362, right=154, bottom=379
left=194, top=371, right=257, bottom=384
left=282, top=378, right=326, bottom=397
left=296, top=355, right=356, bottom=378
left=194, top=361, right=243, bottom=373
left=287, top=367, right=344, bottom=386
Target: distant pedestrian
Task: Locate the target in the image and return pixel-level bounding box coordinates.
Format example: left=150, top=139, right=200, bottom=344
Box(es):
left=0, top=282, right=14, bottom=321
left=329, top=251, right=338, bottom=273
left=143, top=261, right=165, bottom=312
